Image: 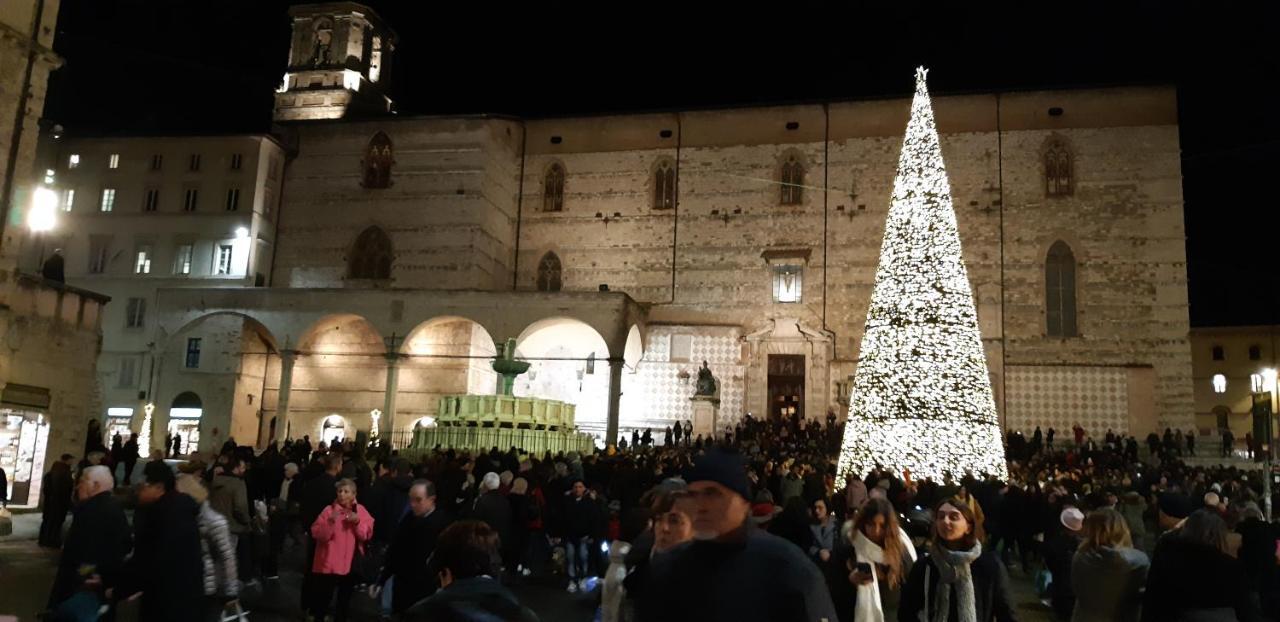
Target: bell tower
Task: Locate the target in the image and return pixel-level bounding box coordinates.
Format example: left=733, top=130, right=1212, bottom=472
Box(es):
left=273, top=2, right=397, bottom=121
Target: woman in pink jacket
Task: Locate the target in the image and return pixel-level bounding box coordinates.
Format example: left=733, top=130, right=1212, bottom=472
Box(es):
left=309, top=478, right=373, bottom=622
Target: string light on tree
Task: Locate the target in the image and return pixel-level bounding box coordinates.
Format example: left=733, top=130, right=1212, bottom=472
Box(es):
left=837, top=67, right=1008, bottom=482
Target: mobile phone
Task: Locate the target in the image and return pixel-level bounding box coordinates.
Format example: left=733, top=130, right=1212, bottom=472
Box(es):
left=856, top=562, right=872, bottom=574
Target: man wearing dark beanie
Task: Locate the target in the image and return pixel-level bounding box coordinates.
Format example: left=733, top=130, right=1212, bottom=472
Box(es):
left=115, top=461, right=203, bottom=621
left=636, top=449, right=837, bottom=622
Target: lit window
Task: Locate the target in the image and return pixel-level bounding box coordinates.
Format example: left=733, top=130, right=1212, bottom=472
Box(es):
left=61, top=189, right=75, bottom=212
left=68, top=154, right=80, bottom=169
left=174, top=244, right=193, bottom=275
left=100, top=188, right=116, bottom=212
left=134, top=245, right=152, bottom=274
left=108, top=153, right=120, bottom=169
left=1212, top=374, right=1227, bottom=394
left=44, top=168, right=55, bottom=184
left=225, top=187, right=240, bottom=211
left=185, top=338, right=201, bottom=368
left=773, top=265, right=802, bottom=303
left=215, top=244, right=233, bottom=275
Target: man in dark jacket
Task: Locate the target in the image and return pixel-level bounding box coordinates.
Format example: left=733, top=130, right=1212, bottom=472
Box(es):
left=404, top=520, right=539, bottom=622
left=46, top=466, right=131, bottom=610
left=1044, top=507, right=1085, bottom=618
left=376, top=479, right=452, bottom=613
left=39, top=454, right=76, bottom=548
left=638, top=449, right=837, bottom=622
left=471, top=472, right=512, bottom=552
left=117, top=460, right=203, bottom=622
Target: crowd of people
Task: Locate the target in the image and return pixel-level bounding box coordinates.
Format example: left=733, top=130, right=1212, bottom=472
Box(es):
left=32, top=412, right=1280, bottom=622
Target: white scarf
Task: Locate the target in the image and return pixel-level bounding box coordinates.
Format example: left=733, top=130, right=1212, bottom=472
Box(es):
left=851, top=527, right=917, bottom=622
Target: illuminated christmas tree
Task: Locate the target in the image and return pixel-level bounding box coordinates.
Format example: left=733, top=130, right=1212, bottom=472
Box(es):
left=837, top=67, right=1008, bottom=482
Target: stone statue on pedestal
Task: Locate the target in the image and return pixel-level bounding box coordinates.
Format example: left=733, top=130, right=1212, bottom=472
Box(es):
left=694, top=361, right=718, bottom=397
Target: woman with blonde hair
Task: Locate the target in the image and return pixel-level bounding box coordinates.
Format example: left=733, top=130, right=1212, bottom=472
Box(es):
left=176, top=473, right=240, bottom=622
left=1070, top=508, right=1148, bottom=622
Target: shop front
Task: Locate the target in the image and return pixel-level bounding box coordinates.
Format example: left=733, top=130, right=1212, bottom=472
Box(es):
left=0, top=384, right=52, bottom=507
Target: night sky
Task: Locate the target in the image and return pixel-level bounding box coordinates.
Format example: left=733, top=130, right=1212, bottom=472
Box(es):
left=44, top=1, right=1279, bottom=327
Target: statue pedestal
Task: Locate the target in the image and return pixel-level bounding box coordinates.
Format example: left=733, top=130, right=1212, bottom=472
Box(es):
left=690, top=396, right=720, bottom=439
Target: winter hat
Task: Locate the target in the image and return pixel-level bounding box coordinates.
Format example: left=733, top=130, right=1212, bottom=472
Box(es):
left=1158, top=492, right=1193, bottom=520
left=686, top=449, right=751, bottom=501
left=1060, top=507, right=1085, bottom=532
left=481, top=471, right=501, bottom=492
left=749, top=503, right=781, bottom=525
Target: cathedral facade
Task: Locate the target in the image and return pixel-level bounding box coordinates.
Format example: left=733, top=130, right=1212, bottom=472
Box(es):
left=143, top=2, right=1192, bottom=452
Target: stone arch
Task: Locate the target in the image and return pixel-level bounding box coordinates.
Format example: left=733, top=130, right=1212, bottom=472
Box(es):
left=399, top=316, right=500, bottom=421
left=347, top=225, right=393, bottom=280
left=624, top=324, right=644, bottom=370
left=291, top=313, right=386, bottom=445
left=514, top=317, right=612, bottom=437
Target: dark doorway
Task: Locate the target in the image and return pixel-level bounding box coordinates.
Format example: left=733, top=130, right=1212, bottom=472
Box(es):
left=768, top=354, right=805, bottom=422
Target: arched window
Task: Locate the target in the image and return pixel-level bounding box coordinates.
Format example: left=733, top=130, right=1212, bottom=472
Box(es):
left=536, top=252, right=562, bottom=292
left=348, top=226, right=393, bottom=280
left=362, top=132, right=394, bottom=189
left=543, top=164, right=565, bottom=212
left=653, top=160, right=676, bottom=209
left=1045, top=240, right=1078, bottom=337
left=1044, top=138, right=1073, bottom=197
left=311, top=18, right=333, bottom=66
left=780, top=155, right=804, bottom=205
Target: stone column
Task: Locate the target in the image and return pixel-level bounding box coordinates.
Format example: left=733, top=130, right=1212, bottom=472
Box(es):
left=277, top=349, right=297, bottom=439
left=383, top=352, right=402, bottom=438
left=606, top=358, right=624, bottom=446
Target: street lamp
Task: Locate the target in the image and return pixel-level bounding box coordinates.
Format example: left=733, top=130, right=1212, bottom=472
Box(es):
left=28, top=186, right=58, bottom=270
left=1252, top=370, right=1278, bottom=521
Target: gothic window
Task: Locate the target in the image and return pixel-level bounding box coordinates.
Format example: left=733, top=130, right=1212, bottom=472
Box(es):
left=780, top=155, right=804, bottom=205
left=1045, top=240, right=1078, bottom=337
left=543, top=164, right=565, bottom=212
left=653, top=160, right=676, bottom=209
left=348, top=226, right=393, bottom=280
left=1044, top=138, right=1073, bottom=197
left=362, top=132, right=394, bottom=189
left=311, top=18, right=333, bottom=66
left=536, top=252, right=562, bottom=292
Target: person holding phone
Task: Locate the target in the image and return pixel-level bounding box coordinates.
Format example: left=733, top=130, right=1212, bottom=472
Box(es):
left=825, top=498, right=917, bottom=622
left=309, top=478, right=373, bottom=622
left=898, top=497, right=1017, bottom=622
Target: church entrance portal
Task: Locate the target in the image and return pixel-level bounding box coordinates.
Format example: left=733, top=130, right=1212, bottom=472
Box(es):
left=768, top=354, right=804, bottom=422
